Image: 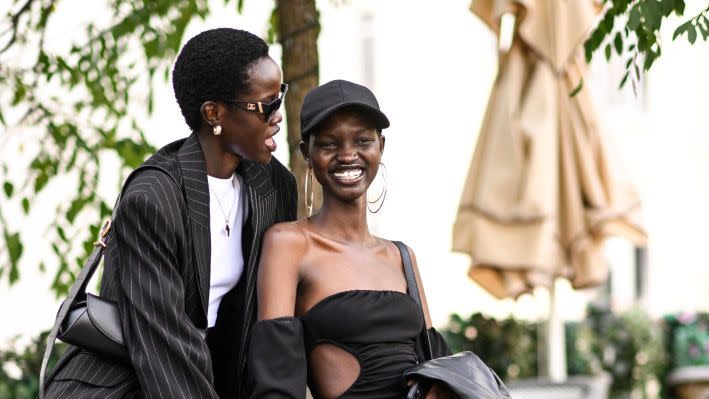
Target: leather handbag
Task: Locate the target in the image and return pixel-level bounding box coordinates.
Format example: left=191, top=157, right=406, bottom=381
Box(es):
left=39, top=165, right=175, bottom=399
left=392, top=241, right=511, bottom=399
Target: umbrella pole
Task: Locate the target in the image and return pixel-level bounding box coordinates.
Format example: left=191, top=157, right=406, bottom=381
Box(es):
left=544, top=278, right=567, bottom=382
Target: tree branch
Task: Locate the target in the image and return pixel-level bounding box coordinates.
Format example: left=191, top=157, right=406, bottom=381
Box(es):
left=0, top=0, right=36, bottom=54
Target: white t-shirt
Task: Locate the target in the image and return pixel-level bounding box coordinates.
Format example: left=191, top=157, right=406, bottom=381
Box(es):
left=206, top=173, right=248, bottom=328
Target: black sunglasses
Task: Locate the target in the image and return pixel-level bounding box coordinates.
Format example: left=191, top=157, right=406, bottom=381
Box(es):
left=226, top=83, right=288, bottom=121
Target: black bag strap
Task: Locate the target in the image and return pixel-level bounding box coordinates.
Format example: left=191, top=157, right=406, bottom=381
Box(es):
left=392, top=241, right=433, bottom=362
left=39, top=165, right=175, bottom=399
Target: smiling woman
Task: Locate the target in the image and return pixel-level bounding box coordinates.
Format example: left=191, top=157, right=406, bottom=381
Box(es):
left=246, top=80, right=456, bottom=399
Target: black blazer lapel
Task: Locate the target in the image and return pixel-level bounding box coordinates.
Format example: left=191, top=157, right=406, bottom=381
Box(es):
left=234, top=159, right=278, bottom=393
left=177, top=134, right=211, bottom=326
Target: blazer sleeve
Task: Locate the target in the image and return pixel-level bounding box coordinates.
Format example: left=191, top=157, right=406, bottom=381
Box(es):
left=114, top=176, right=218, bottom=399
left=247, top=317, right=307, bottom=399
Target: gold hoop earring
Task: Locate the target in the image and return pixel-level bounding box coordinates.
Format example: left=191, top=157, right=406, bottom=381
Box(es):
left=213, top=125, right=222, bottom=136
left=304, top=167, right=314, bottom=217
left=367, top=162, right=387, bottom=213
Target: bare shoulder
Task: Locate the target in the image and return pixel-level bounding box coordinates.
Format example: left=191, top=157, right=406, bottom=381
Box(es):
left=264, top=220, right=307, bottom=239
left=262, top=220, right=309, bottom=253
left=379, top=238, right=417, bottom=261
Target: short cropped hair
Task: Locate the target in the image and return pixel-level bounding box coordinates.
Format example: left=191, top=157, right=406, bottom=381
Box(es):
left=172, top=28, right=269, bottom=131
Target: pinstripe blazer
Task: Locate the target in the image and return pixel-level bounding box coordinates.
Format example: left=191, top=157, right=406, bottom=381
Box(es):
left=43, top=134, right=297, bottom=399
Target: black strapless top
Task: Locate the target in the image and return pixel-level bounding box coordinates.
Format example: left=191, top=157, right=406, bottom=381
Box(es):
left=247, top=292, right=452, bottom=399
left=300, top=290, right=424, bottom=398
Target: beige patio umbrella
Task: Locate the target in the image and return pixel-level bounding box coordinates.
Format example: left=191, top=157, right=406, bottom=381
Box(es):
left=453, top=0, right=647, bottom=300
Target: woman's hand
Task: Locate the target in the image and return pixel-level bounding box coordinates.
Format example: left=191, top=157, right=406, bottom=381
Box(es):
left=425, top=382, right=457, bottom=399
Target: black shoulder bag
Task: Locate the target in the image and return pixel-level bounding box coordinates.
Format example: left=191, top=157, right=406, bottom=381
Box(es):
left=39, top=165, right=176, bottom=399
left=392, top=241, right=512, bottom=399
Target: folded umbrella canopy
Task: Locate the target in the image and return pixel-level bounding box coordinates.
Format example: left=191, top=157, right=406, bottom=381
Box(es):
left=453, top=0, right=647, bottom=299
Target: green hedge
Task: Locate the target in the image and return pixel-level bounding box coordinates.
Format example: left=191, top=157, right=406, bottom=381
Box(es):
left=442, top=305, right=669, bottom=399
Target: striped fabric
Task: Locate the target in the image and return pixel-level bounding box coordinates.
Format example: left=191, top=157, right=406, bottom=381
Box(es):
left=44, top=134, right=297, bottom=399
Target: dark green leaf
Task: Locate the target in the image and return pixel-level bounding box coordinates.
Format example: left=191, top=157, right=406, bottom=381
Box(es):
left=147, top=86, right=154, bottom=115
left=3, top=182, right=14, bottom=197
left=628, top=6, right=642, bottom=31
left=57, top=226, right=68, bottom=243
left=698, top=21, right=709, bottom=40
left=100, top=201, right=112, bottom=218
left=688, top=26, right=697, bottom=44
left=66, top=146, right=78, bottom=171
left=602, top=12, right=615, bottom=34
left=66, top=197, right=87, bottom=223
left=34, top=172, right=48, bottom=192
left=237, top=0, right=245, bottom=13
left=4, top=230, right=23, bottom=284
left=638, top=30, right=649, bottom=51
left=22, top=197, right=30, bottom=214
left=659, top=0, right=674, bottom=15
left=267, top=7, right=279, bottom=44
left=12, top=79, right=27, bottom=105
left=614, top=32, right=623, bottom=55
left=605, top=43, right=612, bottom=60
left=89, top=223, right=100, bottom=239
left=673, top=21, right=691, bottom=40
left=51, top=242, right=61, bottom=256
left=584, top=41, right=594, bottom=63
left=570, top=79, right=584, bottom=97
left=672, top=0, right=685, bottom=15
left=644, top=51, right=657, bottom=70
left=641, top=0, right=662, bottom=31
left=115, top=138, right=149, bottom=168
left=620, top=70, right=631, bottom=88
left=9, top=262, right=19, bottom=283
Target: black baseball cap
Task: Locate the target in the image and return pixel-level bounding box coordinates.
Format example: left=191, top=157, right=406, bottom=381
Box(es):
left=300, top=79, right=390, bottom=138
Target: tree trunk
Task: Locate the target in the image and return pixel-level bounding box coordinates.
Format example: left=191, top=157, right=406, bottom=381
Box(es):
left=276, top=0, right=322, bottom=218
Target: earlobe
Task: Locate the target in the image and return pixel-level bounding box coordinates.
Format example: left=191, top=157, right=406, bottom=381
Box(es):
left=379, top=135, right=386, bottom=155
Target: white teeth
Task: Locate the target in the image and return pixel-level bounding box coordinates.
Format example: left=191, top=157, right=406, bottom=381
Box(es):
left=333, top=169, right=363, bottom=181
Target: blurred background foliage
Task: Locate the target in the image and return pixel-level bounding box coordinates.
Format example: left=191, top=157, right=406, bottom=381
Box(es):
left=664, top=313, right=709, bottom=369
left=440, top=306, right=708, bottom=399
left=0, top=332, right=66, bottom=399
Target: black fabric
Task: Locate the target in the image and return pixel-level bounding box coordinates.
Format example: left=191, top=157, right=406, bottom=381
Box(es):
left=44, top=347, right=139, bottom=399
left=247, top=318, right=307, bottom=399
left=247, top=291, right=423, bottom=399
left=302, top=290, right=422, bottom=398
left=300, top=79, right=389, bottom=137
left=43, top=134, right=297, bottom=399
